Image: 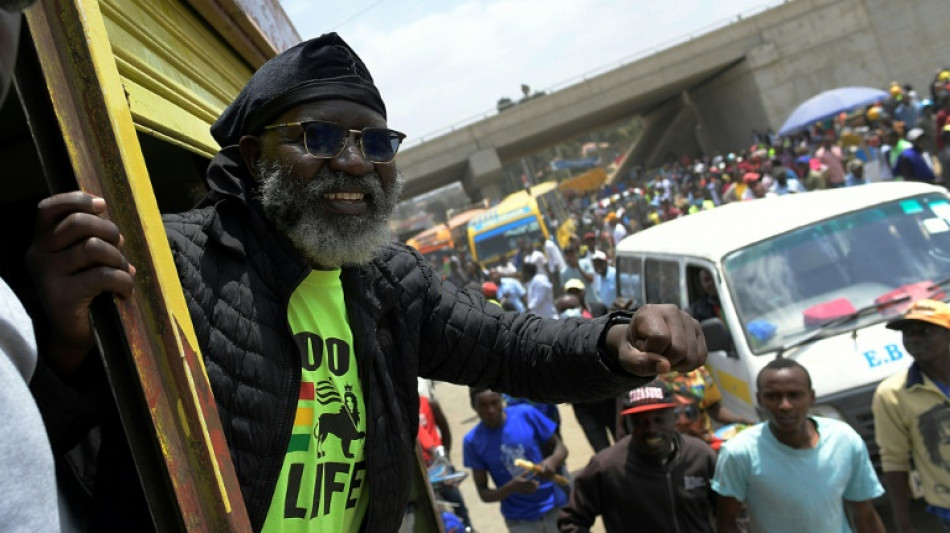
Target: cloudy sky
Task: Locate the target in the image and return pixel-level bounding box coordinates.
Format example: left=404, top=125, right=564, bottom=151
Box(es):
left=279, top=0, right=780, bottom=145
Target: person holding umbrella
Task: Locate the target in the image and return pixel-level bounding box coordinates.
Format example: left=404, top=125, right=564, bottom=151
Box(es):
left=815, top=132, right=846, bottom=187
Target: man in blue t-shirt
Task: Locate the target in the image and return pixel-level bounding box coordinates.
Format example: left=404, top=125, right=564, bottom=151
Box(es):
left=712, top=359, right=885, bottom=533
left=463, top=388, right=568, bottom=532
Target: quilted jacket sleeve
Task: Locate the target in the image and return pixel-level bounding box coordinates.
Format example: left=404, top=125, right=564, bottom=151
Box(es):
left=390, top=244, right=647, bottom=404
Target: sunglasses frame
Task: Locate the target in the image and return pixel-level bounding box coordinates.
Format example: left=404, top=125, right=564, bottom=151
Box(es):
left=673, top=404, right=701, bottom=421
left=262, top=120, right=407, bottom=163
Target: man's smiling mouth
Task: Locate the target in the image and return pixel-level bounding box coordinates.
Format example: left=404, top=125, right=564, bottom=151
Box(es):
left=324, top=192, right=365, bottom=201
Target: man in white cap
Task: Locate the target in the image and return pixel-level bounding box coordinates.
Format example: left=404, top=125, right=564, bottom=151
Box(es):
left=560, top=246, right=599, bottom=307
left=873, top=299, right=950, bottom=532
left=590, top=251, right=616, bottom=306
left=895, top=127, right=941, bottom=183
left=491, top=264, right=527, bottom=313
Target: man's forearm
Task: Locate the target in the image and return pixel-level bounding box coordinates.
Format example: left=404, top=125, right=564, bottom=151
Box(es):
left=848, top=500, right=886, bottom=533
left=853, top=511, right=886, bottom=533
left=548, top=437, right=568, bottom=466
left=476, top=483, right=512, bottom=503
left=715, top=496, right=744, bottom=533
left=884, top=471, right=915, bottom=532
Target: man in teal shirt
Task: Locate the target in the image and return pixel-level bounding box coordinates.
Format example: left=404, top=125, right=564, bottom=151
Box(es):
left=713, top=359, right=884, bottom=533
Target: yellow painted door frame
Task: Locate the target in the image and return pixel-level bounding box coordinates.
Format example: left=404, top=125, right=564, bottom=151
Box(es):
left=24, top=0, right=251, bottom=529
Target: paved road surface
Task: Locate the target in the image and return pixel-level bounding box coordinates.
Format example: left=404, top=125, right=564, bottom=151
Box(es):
left=434, top=381, right=606, bottom=533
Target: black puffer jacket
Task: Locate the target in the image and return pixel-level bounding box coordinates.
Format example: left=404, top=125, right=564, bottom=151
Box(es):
left=160, top=147, right=646, bottom=531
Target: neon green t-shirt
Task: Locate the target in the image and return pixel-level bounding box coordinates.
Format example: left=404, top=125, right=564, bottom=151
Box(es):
left=262, top=269, right=369, bottom=532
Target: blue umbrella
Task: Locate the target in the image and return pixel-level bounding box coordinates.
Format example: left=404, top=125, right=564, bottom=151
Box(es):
left=777, top=86, right=888, bottom=136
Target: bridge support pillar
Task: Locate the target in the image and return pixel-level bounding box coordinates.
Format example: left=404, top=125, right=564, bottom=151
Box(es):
left=625, top=99, right=682, bottom=169
left=682, top=91, right=716, bottom=158
left=462, top=148, right=505, bottom=203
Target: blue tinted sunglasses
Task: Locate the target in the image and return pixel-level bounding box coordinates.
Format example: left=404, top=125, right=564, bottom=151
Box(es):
left=262, top=120, right=406, bottom=163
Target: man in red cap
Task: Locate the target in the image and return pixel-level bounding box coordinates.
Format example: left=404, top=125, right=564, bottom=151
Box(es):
left=482, top=281, right=500, bottom=306
left=874, top=299, right=950, bottom=532
left=580, top=232, right=598, bottom=262
left=741, top=172, right=766, bottom=201
left=558, top=380, right=716, bottom=532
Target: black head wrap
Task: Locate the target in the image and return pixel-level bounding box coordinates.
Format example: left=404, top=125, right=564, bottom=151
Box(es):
left=211, top=32, right=386, bottom=147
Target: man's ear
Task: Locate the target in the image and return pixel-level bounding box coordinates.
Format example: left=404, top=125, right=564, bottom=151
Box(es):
left=238, top=134, right=262, bottom=181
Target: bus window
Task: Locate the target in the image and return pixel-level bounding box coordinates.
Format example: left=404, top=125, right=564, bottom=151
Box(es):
left=686, top=265, right=720, bottom=322
left=645, top=258, right=680, bottom=305
left=616, top=255, right=643, bottom=306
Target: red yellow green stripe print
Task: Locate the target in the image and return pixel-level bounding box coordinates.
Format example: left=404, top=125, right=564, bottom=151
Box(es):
left=288, top=380, right=315, bottom=453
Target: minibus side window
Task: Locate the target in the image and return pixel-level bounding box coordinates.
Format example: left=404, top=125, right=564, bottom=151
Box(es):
left=645, top=259, right=680, bottom=305
left=616, top=256, right=643, bottom=306
left=686, top=265, right=720, bottom=322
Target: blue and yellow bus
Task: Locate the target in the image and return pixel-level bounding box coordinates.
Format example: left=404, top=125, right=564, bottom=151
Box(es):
left=467, top=181, right=569, bottom=266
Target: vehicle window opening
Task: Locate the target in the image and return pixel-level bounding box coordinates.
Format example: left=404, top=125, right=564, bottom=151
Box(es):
left=645, top=258, right=680, bottom=305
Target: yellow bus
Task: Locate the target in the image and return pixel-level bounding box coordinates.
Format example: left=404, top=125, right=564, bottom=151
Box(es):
left=447, top=207, right=485, bottom=255
left=467, top=181, right=568, bottom=266
left=406, top=223, right=454, bottom=268
left=406, top=207, right=486, bottom=269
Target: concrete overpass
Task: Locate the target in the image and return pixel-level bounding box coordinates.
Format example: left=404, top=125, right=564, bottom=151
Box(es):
left=397, top=0, right=950, bottom=202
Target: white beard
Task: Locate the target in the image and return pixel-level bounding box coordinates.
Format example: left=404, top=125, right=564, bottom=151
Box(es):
left=255, top=159, right=404, bottom=268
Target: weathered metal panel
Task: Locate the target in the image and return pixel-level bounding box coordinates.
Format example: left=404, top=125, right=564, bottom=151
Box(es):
left=25, top=0, right=251, bottom=529
left=99, top=0, right=255, bottom=157
left=228, top=0, right=300, bottom=54
left=186, top=0, right=300, bottom=68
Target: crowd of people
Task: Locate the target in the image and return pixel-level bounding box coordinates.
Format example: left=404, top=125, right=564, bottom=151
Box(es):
left=425, top=282, right=950, bottom=533
left=414, top=70, right=950, bottom=533
left=0, top=13, right=708, bottom=533
left=610, top=70, right=950, bottom=226
left=430, top=70, right=950, bottom=317
left=2, top=0, right=950, bottom=529
left=506, top=70, right=944, bottom=250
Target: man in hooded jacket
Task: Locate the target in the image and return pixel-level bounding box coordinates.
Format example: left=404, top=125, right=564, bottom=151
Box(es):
left=27, top=33, right=706, bottom=532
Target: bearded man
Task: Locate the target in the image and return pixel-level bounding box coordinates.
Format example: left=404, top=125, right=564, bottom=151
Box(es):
left=27, top=34, right=706, bottom=532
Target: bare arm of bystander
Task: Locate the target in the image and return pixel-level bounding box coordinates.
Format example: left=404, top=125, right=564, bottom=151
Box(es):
left=715, top=495, right=744, bottom=533
left=471, top=468, right=537, bottom=503
left=430, top=399, right=451, bottom=455
left=883, top=471, right=916, bottom=533
left=844, top=499, right=886, bottom=533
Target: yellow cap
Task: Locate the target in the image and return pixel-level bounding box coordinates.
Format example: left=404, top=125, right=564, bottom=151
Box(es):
left=887, top=299, right=950, bottom=331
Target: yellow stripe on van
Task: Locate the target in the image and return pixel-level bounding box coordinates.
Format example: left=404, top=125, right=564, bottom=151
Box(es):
left=713, top=368, right=753, bottom=405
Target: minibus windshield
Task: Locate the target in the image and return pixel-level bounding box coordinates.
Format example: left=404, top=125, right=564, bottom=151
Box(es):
left=723, top=194, right=950, bottom=354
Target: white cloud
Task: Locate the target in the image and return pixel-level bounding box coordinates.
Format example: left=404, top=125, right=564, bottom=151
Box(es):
left=279, top=0, right=778, bottom=141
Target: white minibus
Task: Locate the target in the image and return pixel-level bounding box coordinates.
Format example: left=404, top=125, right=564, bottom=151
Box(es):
left=615, top=182, right=950, bottom=463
